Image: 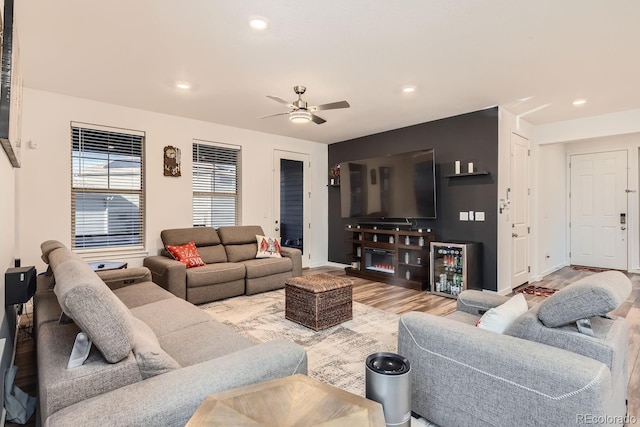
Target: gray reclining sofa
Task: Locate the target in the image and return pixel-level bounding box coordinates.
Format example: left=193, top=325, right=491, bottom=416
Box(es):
left=143, top=225, right=302, bottom=304
left=35, top=240, right=307, bottom=426
left=399, top=270, right=631, bottom=427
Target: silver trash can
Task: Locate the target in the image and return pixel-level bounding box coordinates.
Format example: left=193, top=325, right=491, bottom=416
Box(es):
left=365, top=352, right=411, bottom=427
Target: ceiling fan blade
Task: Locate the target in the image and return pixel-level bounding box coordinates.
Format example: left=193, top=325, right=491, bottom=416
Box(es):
left=267, top=96, right=295, bottom=108
left=311, top=100, right=350, bottom=111
left=258, top=112, right=290, bottom=119
left=310, top=113, right=326, bottom=124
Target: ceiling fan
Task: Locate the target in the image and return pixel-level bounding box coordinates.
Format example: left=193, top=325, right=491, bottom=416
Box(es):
left=260, top=85, right=350, bottom=124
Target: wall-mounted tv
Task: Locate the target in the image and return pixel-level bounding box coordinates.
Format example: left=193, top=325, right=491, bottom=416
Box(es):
left=339, top=148, right=436, bottom=220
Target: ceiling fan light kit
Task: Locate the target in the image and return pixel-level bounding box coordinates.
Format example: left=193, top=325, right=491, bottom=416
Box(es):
left=289, top=110, right=312, bottom=124
left=261, top=85, right=350, bottom=125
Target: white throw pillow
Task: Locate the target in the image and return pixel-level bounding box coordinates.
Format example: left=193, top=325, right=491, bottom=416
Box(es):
left=476, top=293, right=528, bottom=334
left=256, top=235, right=282, bottom=258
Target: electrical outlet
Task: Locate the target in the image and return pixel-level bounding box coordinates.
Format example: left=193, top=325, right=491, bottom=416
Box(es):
left=459, top=211, right=469, bottom=221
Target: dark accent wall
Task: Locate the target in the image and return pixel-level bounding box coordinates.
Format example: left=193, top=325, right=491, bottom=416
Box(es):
left=328, top=108, right=499, bottom=291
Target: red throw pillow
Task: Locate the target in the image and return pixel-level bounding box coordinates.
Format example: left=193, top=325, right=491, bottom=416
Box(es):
left=165, top=241, right=206, bottom=268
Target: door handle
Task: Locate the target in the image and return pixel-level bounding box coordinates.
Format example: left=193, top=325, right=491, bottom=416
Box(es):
left=512, top=233, right=519, bottom=238
left=275, top=227, right=280, bottom=231
left=621, top=226, right=626, bottom=230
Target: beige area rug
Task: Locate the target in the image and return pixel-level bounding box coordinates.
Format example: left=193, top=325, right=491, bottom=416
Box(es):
left=200, top=289, right=399, bottom=396
left=200, top=289, right=437, bottom=427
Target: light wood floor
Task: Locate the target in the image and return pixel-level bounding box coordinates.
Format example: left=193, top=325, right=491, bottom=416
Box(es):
left=8, top=266, right=640, bottom=426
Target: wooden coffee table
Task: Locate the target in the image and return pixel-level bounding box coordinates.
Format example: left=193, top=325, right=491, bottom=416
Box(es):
left=186, top=374, right=385, bottom=426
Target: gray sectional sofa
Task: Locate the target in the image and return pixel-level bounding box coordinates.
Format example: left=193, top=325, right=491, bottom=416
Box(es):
left=35, top=240, right=307, bottom=426
left=143, top=225, right=302, bottom=304
left=399, top=271, right=631, bottom=427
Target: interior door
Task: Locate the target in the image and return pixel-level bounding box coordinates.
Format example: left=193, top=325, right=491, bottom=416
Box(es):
left=510, top=132, right=530, bottom=287
left=570, top=150, right=627, bottom=270
left=273, top=150, right=310, bottom=268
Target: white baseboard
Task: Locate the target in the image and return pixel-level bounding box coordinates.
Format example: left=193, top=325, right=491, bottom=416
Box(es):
left=538, top=262, right=569, bottom=280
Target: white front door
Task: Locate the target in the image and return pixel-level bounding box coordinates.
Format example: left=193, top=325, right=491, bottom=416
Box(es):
left=570, top=150, right=628, bottom=270
left=510, top=132, right=530, bottom=287
left=273, top=150, right=310, bottom=268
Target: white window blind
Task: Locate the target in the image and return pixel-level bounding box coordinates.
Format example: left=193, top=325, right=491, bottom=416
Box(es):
left=71, top=124, right=145, bottom=249
left=193, top=142, right=240, bottom=227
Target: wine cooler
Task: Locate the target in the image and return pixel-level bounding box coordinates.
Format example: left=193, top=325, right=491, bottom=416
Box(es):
left=430, top=241, right=481, bottom=299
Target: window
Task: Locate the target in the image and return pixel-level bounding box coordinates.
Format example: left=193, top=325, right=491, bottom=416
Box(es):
left=71, top=123, right=145, bottom=250
left=193, top=141, right=240, bottom=227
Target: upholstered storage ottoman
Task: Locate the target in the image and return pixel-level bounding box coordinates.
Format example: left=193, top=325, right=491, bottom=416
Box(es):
left=285, top=274, right=353, bottom=331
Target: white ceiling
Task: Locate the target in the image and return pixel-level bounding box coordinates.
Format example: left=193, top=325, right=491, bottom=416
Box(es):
left=14, top=1, right=640, bottom=144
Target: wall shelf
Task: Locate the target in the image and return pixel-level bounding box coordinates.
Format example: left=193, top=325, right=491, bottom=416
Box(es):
left=445, top=171, right=491, bottom=178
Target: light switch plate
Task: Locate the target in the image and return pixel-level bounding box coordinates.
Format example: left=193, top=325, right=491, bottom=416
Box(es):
left=476, top=211, right=485, bottom=221
left=460, top=212, right=469, bottom=221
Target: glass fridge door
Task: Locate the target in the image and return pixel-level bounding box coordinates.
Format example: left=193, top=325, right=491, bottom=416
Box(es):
left=431, top=242, right=465, bottom=297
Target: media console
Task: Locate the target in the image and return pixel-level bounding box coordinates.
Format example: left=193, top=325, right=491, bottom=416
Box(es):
left=344, top=226, right=435, bottom=290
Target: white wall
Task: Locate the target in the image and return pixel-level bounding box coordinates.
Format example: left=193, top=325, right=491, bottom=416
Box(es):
left=564, top=133, right=640, bottom=273
left=17, top=88, right=329, bottom=272
left=0, top=139, right=16, bottom=386
left=534, top=108, right=640, bottom=146
left=534, top=143, right=567, bottom=278
left=497, top=108, right=533, bottom=294
left=533, top=110, right=640, bottom=276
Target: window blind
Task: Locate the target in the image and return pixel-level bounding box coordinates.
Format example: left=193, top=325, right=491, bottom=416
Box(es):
left=71, top=124, right=145, bottom=249
left=193, top=142, right=240, bottom=227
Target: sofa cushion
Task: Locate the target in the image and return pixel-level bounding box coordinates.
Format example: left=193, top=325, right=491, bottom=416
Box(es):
left=256, top=235, right=282, bottom=258
left=476, top=293, right=528, bottom=333
left=217, top=225, right=265, bottom=245
left=242, top=258, right=293, bottom=279
left=185, top=263, right=246, bottom=288
left=113, top=281, right=176, bottom=309
left=157, top=320, right=255, bottom=367
left=131, top=317, right=181, bottom=379
left=166, top=241, right=206, bottom=268
left=197, top=244, right=228, bottom=264
left=161, top=227, right=221, bottom=247
left=537, top=270, right=631, bottom=328
left=225, top=244, right=257, bottom=262
left=130, top=298, right=214, bottom=337
left=53, top=258, right=136, bottom=363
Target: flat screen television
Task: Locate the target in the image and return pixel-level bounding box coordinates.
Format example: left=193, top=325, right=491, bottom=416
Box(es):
left=339, top=149, right=436, bottom=220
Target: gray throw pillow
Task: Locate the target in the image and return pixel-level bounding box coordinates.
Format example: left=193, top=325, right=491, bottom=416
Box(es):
left=537, top=270, right=631, bottom=328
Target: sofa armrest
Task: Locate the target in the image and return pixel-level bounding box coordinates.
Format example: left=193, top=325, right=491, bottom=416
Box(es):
left=44, top=340, right=307, bottom=427
left=280, top=247, right=302, bottom=277
left=96, top=267, right=153, bottom=291
left=143, top=256, right=187, bottom=300
left=456, top=290, right=510, bottom=315
left=398, top=312, right=623, bottom=427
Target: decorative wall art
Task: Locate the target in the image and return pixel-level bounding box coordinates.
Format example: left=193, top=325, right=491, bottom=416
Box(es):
left=163, top=145, right=181, bottom=177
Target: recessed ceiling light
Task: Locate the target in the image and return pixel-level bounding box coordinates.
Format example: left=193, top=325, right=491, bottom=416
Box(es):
left=573, top=98, right=587, bottom=106
left=402, top=86, right=416, bottom=94
left=249, top=17, right=269, bottom=31
left=175, top=82, right=191, bottom=90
